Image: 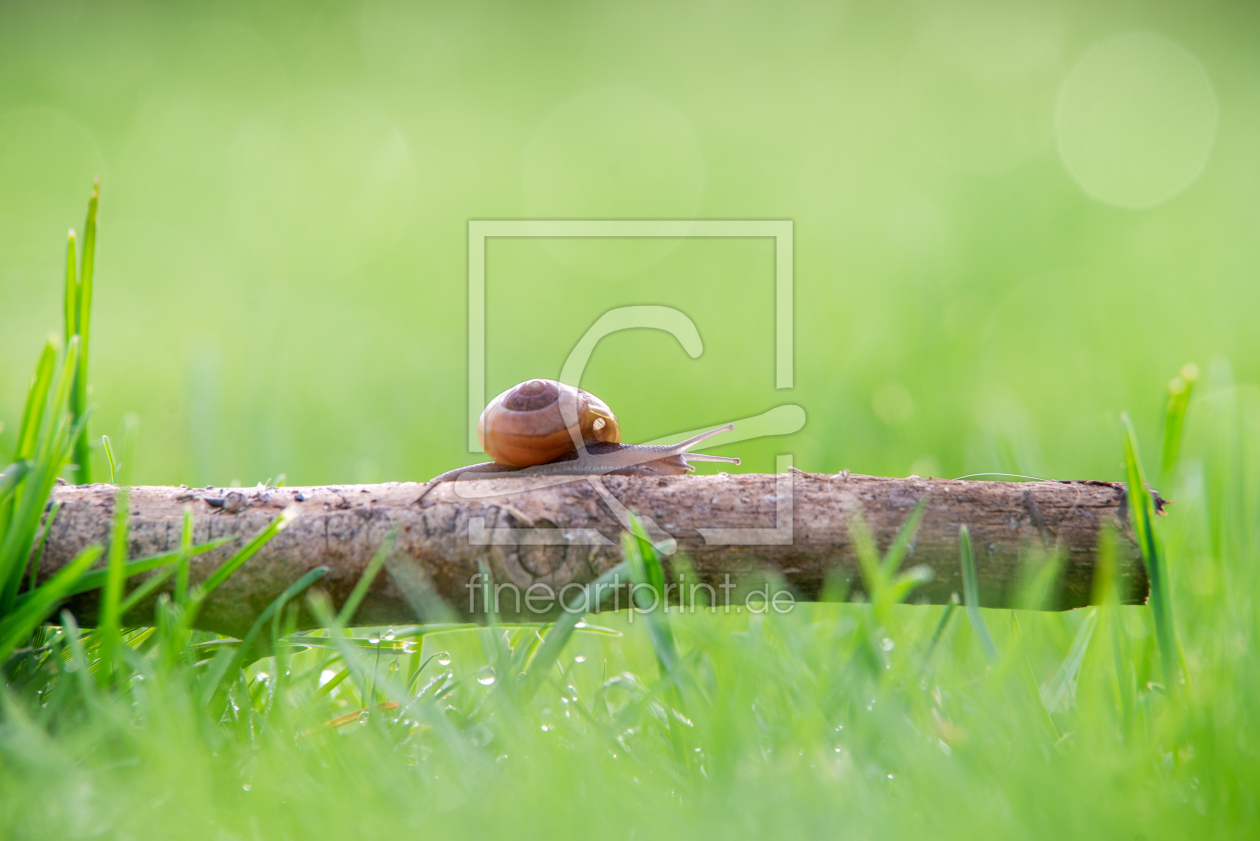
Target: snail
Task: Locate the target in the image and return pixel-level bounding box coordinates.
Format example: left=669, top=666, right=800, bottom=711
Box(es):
left=422, top=379, right=739, bottom=490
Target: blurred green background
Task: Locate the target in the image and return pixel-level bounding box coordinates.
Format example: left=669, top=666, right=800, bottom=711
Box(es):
left=0, top=0, right=1254, bottom=487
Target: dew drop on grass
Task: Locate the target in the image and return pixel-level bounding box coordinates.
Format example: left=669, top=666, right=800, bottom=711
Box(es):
left=881, top=638, right=895, bottom=652
left=437, top=652, right=451, bottom=666
left=384, top=629, right=395, bottom=641
left=477, top=667, right=497, bottom=686
left=368, top=634, right=380, bottom=645
left=574, top=654, right=586, bottom=663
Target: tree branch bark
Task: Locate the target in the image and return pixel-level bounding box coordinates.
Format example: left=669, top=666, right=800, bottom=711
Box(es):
left=41, top=473, right=1150, bottom=637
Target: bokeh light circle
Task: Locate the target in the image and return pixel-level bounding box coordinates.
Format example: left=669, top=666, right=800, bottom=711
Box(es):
left=1056, top=32, right=1217, bottom=209
left=902, top=4, right=1065, bottom=175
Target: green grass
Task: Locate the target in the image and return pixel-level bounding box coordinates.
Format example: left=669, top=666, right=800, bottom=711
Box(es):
left=2, top=194, right=1259, bottom=840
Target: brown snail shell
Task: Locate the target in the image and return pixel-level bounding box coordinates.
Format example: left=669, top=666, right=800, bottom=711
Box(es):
left=477, top=379, right=620, bottom=467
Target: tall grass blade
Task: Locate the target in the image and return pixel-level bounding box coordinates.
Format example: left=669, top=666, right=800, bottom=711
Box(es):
left=201, top=566, right=328, bottom=705
left=881, top=498, right=927, bottom=578
left=102, top=436, right=118, bottom=484
left=23, top=500, right=61, bottom=598
left=16, top=536, right=233, bottom=607
left=919, top=594, right=958, bottom=673
left=189, top=506, right=297, bottom=605
left=70, top=181, right=99, bottom=485
left=1159, top=365, right=1198, bottom=482
left=0, top=461, right=29, bottom=505
left=14, top=341, right=56, bottom=461
left=1121, top=413, right=1179, bottom=690
left=338, top=529, right=397, bottom=626
left=521, top=562, right=629, bottom=703
left=1042, top=609, right=1097, bottom=711
left=175, top=508, right=194, bottom=606
left=0, top=338, right=80, bottom=609
left=958, top=525, right=998, bottom=663
left=625, top=513, right=678, bottom=675
left=97, top=488, right=129, bottom=680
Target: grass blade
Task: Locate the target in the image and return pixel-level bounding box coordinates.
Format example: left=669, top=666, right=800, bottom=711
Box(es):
left=115, top=564, right=179, bottom=619
left=1042, top=609, right=1098, bottom=711
left=201, top=566, right=328, bottom=705
left=0, top=545, right=102, bottom=663
left=97, top=488, right=129, bottom=680
left=70, top=181, right=99, bottom=485
left=194, top=507, right=297, bottom=601
left=880, top=498, right=927, bottom=578
left=624, top=513, right=678, bottom=675
left=175, top=508, right=194, bottom=606
left=919, top=594, right=959, bottom=673
left=0, top=338, right=80, bottom=607
left=14, top=341, right=56, bottom=462
left=0, top=461, right=29, bottom=505
left=338, top=529, right=397, bottom=626
left=520, top=561, right=629, bottom=703
left=1159, top=364, right=1198, bottom=483
left=1121, top=412, right=1179, bottom=690
left=17, top=535, right=234, bottom=607
left=959, top=525, right=998, bottom=663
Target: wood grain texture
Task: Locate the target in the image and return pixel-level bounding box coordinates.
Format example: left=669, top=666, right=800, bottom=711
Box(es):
left=41, top=473, right=1150, bottom=637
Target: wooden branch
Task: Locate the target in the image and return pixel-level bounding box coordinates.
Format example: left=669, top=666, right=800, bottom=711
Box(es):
left=41, top=473, right=1150, bottom=637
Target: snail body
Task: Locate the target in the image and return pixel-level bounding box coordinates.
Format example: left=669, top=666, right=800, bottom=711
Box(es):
left=424, top=379, right=739, bottom=487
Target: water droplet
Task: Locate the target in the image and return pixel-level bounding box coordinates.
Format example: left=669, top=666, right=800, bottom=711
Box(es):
left=573, top=654, right=586, bottom=663
left=358, top=710, right=369, bottom=723
left=881, top=637, right=895, bottom=652
left=383, top=629, right=396, bottom=641
left=540, top=723, right=554, bottom=732
left=887, top=774, right=895, bottom=781
left=402, top=642, right=416, bottom=654
left=866, top=703, right=874, bottom=712
left=242, top=783, right=252, bottom=792
left=367, top=634, right=381, bottom=645
left=477, top=667, right=497, bottom=686
left=437, top=652, right=451, bottom=666
left=835, top=747, right=843, bottom=753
